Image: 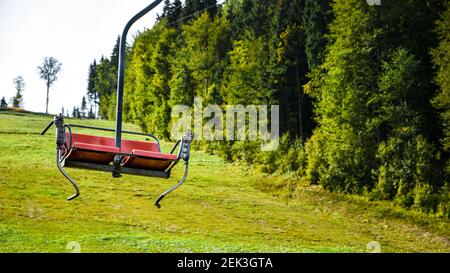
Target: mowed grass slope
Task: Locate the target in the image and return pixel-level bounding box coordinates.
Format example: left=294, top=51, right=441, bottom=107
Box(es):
left=0, top=110, right=449, bottom=253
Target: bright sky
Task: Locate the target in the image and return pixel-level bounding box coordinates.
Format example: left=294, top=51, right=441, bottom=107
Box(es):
left=0, top=0, right=164, bottom=115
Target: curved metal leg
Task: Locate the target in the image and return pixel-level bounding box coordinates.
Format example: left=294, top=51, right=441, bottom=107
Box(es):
left=56, top=149, right=80, bottom=201
left=155, top=162, right=189, bottom=209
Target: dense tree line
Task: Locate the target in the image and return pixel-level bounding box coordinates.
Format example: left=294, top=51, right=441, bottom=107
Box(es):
left=86, top=37, right=120, bottom=120
left=87, top=0, right=450, bottom=218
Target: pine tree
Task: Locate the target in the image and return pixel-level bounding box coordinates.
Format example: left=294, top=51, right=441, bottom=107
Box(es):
left=12, top=76, right=25, bottom=108
left=80, top=96, right=87, bottom=119
left=305, top=0, right=381, bottom=193
left=172, top=0, right=183, bottom=21
left=378, top=0, right=444, bottom=144
left=170, top=0, right=183, bottom=25
left=373, top=48, right=439, bottom=206
left=234, top=0, right=277, bottom=38
left=124, top=21, right=177, bottom=137
left=72, top=106, right=77, bottom=118
left=86, top=38, right=120, bottom=120
left=203, top=0, right=218, bottom=17
left=87, top=60, right=99, bottom=116
left=0, top=96, right=7, bottom=108
left=72, top=106, right=82, bottom=119
left=110, top=36, right=120, bottom=69
left=180, top=13, right=231, bottom=104
left=88, top=106, right=96, bottom=119
left=222, top=38, right=274, bottom=105
left=432, top=1, right=450, bottom=176
left=94, top=56, right=117, bottom=119
left=303, top=0, right=331, bottom=70
left=277, top=23, right=311, bottom=141
left=182, top=0, right=200, bottom=20
left=161, top=0, right=171, bottom=18
left=223, top=0, right=244, bottom=39
left=160, top=0, right=183, bottom=26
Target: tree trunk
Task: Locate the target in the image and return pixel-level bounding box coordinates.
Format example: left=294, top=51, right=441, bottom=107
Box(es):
left=296, top=64, right=303, bottom=145
left=46, top=83, right=49, bottom=114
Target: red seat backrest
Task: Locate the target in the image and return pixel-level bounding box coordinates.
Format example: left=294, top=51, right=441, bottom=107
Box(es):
left=67, top=133, right=116, bottom=147
left=66, top=133, right=159, bottom=154
left=121, top=139, right=160, bottom=154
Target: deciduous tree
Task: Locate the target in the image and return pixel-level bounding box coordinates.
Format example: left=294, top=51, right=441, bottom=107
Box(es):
left=38, top=57, right=62, bottom=114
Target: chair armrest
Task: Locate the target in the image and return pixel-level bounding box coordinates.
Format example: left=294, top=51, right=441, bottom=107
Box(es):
left=169, top=140, right=181, bottom=154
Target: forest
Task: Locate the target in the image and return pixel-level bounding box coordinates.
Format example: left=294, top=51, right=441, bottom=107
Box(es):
left=85, top=0, right=450, bottom=218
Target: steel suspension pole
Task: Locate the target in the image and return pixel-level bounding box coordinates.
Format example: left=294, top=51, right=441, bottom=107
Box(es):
left=115, top=0, right=163, bottom=156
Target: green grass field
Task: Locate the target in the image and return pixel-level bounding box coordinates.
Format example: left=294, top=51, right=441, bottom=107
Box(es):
left=0, top=110, right=449, bottom=253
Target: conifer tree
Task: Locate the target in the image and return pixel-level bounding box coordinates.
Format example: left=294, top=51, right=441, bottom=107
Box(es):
left=305, top=0, right=381, bottom=192
left=1, top=96, right=8, bottom=108
left=81, top=96, right=87, bottom=119
left=432, top=1, right=450, bottom=176
left=303, top=0, right=331, bottom=69
left=12, top=76, right=25, bottom=108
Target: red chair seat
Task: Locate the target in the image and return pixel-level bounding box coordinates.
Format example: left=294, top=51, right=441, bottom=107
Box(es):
left=73, top=142, right=119, bottom=153
left=132, top=149, right=177, bottom=160
left=121, top=139, right=160, bottom=154
left=63, top=133, right=118, bottom=165
left=121, top=149, right=177, bottom=171
left=63, top=132, right=177, bottom=170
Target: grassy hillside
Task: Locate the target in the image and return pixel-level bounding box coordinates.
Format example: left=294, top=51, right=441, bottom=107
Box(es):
left=0, top=110, right=449, bottom=253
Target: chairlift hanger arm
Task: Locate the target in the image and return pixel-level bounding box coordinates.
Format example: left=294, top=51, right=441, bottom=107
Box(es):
left=115, top=0, right=163, bottom=150
left=57, top=149, right=80, bottom=201
left=155, top=162, right=188, bottom=209
left=154, top=131, right=193, bottom=208
left=41, top=114, right=80, bottom=200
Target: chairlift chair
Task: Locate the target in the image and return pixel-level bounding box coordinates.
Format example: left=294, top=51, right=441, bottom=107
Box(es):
left=41, top=0, right=192, bottom=208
